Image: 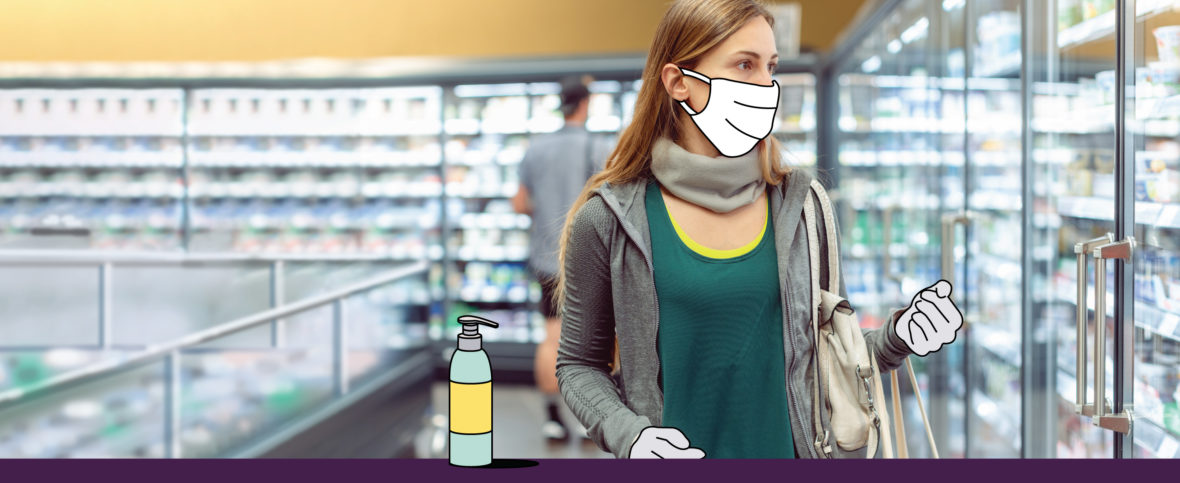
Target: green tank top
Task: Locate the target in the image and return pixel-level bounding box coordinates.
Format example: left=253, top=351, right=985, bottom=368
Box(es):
left=645, top=181, right=794, bottom=459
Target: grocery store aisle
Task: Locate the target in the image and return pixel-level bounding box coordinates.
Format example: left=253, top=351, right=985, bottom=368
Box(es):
left=422, top=382, right=611, bottom=459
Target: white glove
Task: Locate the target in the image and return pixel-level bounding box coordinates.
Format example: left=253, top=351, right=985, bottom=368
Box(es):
left=628, top=426, right=706, bottom=459
left=894, top=280, right=963, bottom=356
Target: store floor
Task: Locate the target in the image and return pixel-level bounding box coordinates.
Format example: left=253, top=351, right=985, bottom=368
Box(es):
left=420, top=382, right=612, bottom=459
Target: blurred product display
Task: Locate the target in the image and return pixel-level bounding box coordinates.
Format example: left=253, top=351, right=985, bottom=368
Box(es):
left=0, top=77, right=817, bottom=351
left=831, top=0, right=1180, bottom=459
left=0, top=271, right=430, bottom=458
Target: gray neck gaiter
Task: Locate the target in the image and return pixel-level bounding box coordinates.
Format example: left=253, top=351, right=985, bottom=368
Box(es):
left=649, top=137, right=765, bottom=213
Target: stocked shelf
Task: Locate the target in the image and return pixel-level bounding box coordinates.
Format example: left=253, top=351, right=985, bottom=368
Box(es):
left=450, top=213, right=531, bottom=231
left=0, top=155, right=182, bottom=169
left=433, top=307, right=543, bottom=345
left=1136, top=411, right=1180, bottom=458
left=839, top=73, right=1020, bottom=91
left=450, top=246, right=528, bottom=262
left=975, top=54, right=1021, bottom=79
left=455, top=285, right=535, bottom=304
left=844, top=195, right=941, bottom=211
left=0, top=183, right=183, bottom=199
left=845, top=243, right=939, bottom=260
left=1050, top=282, right=1180, bottom=344
left=1057, top=0, right=1178, bottom=49
left=972, top=323, right=1021, bottom=367
left=1053, top=367, right=1180, bottom=458
left=188, top=153, right=442, bottom=169
left=971, top=389, right=1021, bottom=453
left=186, top=87, right=443, bottom=137
left=187, top=183, right=444, bottom=200
left=0, top=90, right=185, bottom=137
left=1057, top=196, right=1180, bottom=229
left=443, top=184, right=517, bottom=199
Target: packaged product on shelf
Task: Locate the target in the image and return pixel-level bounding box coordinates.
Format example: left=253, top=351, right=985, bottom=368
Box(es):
left=1082, top=0, right=1115, bottom=20
left=975, top=11, right=1020, bottom=74
left=1065, top=153, right=1095, bottom=197
left=1147, top=62, right=1180, bottom=99
left=482, top=96, right=530, bottom=134
left=1096, top=70, right=1116, bottom=105
left=1156, top=26, right=1180, bottom=65
left=1058, top=0, right=1083, bottom=32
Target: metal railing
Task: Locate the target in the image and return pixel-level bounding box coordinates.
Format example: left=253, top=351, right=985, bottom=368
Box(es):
left=0, top=257, right=429, bottom=457
left=0, top=249, right=425, bottom=349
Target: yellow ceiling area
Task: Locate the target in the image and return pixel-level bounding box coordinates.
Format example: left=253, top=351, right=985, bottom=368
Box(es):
left=0, top=0, right=866, bottom=62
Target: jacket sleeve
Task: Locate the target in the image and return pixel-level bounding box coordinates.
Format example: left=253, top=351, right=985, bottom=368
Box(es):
left=555, top=196, right=652, bottom=458
left=814, top=189, right=913, bottom=372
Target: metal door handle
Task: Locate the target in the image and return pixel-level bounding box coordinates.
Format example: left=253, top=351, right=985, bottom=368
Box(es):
left=882, top=207, right=903, bottom=285
left=1090, top=237, right=1134, bottom=434
left=940, top=213, right=971, bottom=286
left=1074, top=233, right=1113, bottom=416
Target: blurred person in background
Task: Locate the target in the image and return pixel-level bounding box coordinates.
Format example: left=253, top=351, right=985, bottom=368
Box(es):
left=512, top=74, right=613, bottom=441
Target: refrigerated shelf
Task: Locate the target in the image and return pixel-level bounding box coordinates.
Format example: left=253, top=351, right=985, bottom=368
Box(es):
left=0, top=158, right=182, bottom=169
left=1053, top=367, right=1180, bottom=458
left=845, top=196, right=941, bottom=211
left=971, top=389, right=1020, bottom=454
left=452, top=213, right=531, bottom=231
left=969, top=191, right=1023, bottom=212
left=1057, top=0, right=1179, bottom=49
left=974, top=52, right=1022, bottom=78
left=446, top=252, right=529, bottom=265
left=1136, top=413, right=1180, bottom=458
left=972, top=322, right=1022, bottom=367
left=1057, top=196, right=1180, bottom=229
left=845, top=244, right=939, bottom=260
left=1052, top=283, right=1180, bottom=343
left=0, top=185, right=184, bottom=199
left=188, top=156, right=443, bottom=169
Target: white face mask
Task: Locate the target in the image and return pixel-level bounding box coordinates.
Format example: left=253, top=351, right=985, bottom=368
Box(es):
left=677, top=67, right=780, bottom=157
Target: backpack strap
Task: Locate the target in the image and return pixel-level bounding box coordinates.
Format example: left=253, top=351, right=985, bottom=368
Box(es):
left=803, top=191, right=831, bottom=457
left=809, top=179, right=840, bottom=294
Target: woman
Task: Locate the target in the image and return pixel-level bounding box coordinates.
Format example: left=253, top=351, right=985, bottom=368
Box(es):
left=553, top=0, right=963, bottom=459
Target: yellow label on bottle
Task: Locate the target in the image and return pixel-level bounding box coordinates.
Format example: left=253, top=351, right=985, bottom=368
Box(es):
left=449, top=381, right=491, bottom=434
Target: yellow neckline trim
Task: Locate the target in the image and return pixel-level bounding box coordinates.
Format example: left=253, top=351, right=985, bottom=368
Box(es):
left=666, top=199, right=767, bottom=259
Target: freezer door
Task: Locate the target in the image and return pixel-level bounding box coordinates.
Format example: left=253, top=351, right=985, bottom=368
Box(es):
left=833, top=0, right=953, bottom=458
left=961, top=0, right=1025, bottom=458
left=1028, top=0, right=1121, bottom=459
left=1129, top=0, right=1180, bottom=459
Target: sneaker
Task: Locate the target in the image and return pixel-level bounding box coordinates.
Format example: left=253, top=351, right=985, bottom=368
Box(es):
left=542, top=418, right=569, bottom=441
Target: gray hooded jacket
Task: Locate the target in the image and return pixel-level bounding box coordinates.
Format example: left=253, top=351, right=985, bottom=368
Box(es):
left=555, top=169, right=913, bottom=458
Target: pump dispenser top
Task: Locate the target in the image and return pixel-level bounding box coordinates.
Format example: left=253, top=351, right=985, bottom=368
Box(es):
left=457, top=315, right=498, bottom=351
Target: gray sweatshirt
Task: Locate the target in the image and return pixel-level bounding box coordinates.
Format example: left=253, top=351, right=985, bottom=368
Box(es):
left=555, top=169, right=913, bottom=458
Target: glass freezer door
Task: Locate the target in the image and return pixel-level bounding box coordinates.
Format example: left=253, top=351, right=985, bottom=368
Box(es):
left=834, top=0, right=959, bottom=457
left=1029, top=0, right=1121, bottom=459
left=962, top=0, right=1025, bottom=457
left=1129, top=0, right=1180, bottom=459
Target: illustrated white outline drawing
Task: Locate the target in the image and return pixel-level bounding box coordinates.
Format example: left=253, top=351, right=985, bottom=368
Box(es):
left=677, top=67, right=780, bottom=158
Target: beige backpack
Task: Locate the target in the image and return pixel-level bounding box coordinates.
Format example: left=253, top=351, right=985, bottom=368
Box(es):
left=802, top=179, right=937, bottom=459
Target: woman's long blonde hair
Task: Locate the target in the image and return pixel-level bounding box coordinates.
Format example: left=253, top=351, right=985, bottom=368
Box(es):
left=555, top=0, right=790, bottom=316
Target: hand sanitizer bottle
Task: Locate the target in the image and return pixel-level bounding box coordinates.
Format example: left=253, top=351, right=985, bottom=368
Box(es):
left=449, top=314, right=498, bottom=467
